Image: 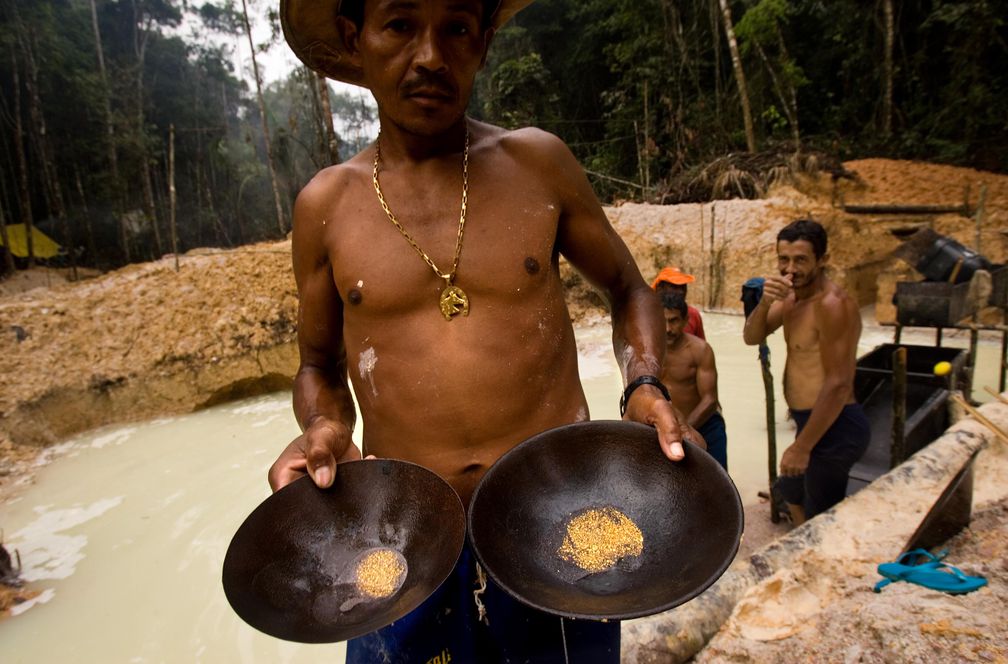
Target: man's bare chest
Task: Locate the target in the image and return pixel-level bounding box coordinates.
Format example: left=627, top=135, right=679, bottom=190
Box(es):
left=783, top=300, right=820, bottom=352
left=324, top=186, right=564, bottom=313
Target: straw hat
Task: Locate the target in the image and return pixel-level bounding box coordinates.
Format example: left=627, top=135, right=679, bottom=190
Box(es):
left=279, top=0, right=534, bottom=86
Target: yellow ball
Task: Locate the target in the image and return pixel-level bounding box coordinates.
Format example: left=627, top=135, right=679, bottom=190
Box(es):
left=933, top=361, right=952, bottom=376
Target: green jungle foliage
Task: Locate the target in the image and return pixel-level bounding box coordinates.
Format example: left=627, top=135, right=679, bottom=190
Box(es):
left=1, top=0, right=1005, bottom=270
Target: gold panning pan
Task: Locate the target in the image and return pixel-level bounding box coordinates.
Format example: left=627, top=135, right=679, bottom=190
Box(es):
left=468, top=421, right=743, bottom=620
left=222, top=460, right=465, bottom=643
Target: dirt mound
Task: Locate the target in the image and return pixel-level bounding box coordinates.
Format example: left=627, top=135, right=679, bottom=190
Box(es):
left=0, top=243, right=299, bottom=454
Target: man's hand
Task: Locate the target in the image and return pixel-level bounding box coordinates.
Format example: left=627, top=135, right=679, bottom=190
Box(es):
left=267, top=418, right=360, bottom=492
left=779, top=442, right=810, bottom=477
left=623, top=385, right=707, bottom=461
left=761, top=274, right=793, bottom=304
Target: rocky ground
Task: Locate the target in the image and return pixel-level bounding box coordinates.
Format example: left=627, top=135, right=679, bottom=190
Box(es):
left=1, top=158, right=1007, bottom=633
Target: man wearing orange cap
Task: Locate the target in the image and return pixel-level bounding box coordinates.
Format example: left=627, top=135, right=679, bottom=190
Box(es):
left=268, top=0, right=697, bottom=661
left=652, top=266, right=706, bottom=340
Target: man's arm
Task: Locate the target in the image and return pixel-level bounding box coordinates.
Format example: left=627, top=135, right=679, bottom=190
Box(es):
left=268, top=172, right=360, bottom=492
left=687, top=341, right=719, bottom=429
left=742, top=275, right=789, bottom=345
left=530, top=129, right=690, bottom=461
left=779, top=294, right=859, bottom=476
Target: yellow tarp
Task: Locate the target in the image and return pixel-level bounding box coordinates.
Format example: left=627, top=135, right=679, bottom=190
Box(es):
left=0, top=223, right=60, bottom=259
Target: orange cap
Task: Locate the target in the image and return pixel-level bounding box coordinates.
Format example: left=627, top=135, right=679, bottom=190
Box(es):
left=651, top=266, right=695, bottom=289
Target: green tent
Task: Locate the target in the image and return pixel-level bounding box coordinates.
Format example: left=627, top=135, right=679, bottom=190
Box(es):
left=0, top=224, right=60, bottom=259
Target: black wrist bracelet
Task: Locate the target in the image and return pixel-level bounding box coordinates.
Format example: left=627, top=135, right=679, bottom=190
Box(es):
left=619, top=375, right=671, bottom=417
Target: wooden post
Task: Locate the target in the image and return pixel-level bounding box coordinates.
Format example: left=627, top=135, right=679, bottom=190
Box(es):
left=936, top=327, right=943, bottom=346
left=967, top=326, right=979, bottom=400
left=975, top=183, right=987, bottom=254
left=759, top=344, right=779, bottom=523
left=891, top=347, right=908, bottom=467
left=894, top=324, right=902, bottom=344
left=1001, top=330, right=1007, bottom=393
left=708, top=203, right=716, bottom=309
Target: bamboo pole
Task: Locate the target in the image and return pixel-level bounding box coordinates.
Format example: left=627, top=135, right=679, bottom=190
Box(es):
left=983, top=386, right=1008, bottom=405
left=891, top=347, right=908, bottom=467
left=950, top=392, right=1008, bottom=446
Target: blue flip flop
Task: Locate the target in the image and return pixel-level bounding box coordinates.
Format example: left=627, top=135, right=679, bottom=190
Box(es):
left=874, top=548, right=987, bottom=594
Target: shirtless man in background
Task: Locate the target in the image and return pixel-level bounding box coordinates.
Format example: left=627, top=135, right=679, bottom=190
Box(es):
left=659, top=291, right=726, bottom=470
left=269, top=0, right=693, bottom=660
left=743, top=219, right=869, bottom=524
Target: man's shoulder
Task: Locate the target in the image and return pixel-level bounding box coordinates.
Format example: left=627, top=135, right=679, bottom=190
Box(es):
left=297, top=154, right=371, bottom=209
left=474, top=122, right=571, bottom=162
left=685, top=333, right=711, bottom=355
left=819, top=279, right=858, bottom=312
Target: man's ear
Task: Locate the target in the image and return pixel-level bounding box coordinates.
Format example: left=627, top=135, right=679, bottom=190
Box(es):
left=478, top=28, right=496, bottom=69
left=336, top=15, right=362, bottom=68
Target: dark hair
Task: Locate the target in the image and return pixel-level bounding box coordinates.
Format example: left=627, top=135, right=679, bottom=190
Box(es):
left=340, top=0, right=500, bottom=30
left=777, top=219, right=827, bottom=258
left=660, top=291, right=688, bottom=317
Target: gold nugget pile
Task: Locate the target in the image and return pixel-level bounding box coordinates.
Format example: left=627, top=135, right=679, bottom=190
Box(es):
left=557, top=506, right=644, bottom=573
left=355, top=549, right=406, bottom=598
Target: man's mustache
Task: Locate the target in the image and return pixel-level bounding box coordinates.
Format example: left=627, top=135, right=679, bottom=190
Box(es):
left=401, top=73, right=455, bottom=97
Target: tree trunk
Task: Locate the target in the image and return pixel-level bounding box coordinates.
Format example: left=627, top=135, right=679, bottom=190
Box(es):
left=90, top=0, right=130, bottom=263
left=132, top=0, right=162, bottom=258
left=774, top=25, right=800, bottom=149
left=315, top=72, right=341, bottom=166
left=169, top=124, right=178, bottom=271
left=9, top=47, right=34, bottom=267
left=74, top=166, right=98, bottom=268
left=752, top=39, right=799, bottom=148
left=21, top=27, right=76, bottom=279
left=241, top=0, right=288, bottom=235
left=881, top=0, right=894, bottom=136
left=717, top=0, right=756, bottom=152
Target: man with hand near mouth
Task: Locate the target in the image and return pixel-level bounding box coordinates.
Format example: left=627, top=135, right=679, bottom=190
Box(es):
left=743, top=219, right=869, bottom=525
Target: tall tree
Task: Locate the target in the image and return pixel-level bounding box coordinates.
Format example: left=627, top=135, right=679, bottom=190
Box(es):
left=880, top=0, right=894, bottom=136
left=89, top=0, right=129, bottom=261
left=240, top=0, right=286, bottom=234
left=718, top=0, right=756, bottom=152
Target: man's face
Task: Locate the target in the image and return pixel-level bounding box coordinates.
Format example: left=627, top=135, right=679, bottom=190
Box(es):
left=664, top=308, right=686, bottom=344
left=345, top=0, right=491, bottom=136
left=776, top=239, right=824, bottom=289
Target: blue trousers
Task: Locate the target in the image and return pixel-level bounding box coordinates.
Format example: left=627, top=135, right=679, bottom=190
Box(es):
left=774, top=404, right=870, bottom=519
left=346, top=544, right=620, bottom=663
left=697, top=411, right=728, bottom=471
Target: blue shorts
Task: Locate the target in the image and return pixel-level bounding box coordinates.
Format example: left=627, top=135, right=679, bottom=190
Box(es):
left=697, top=412, right=728, bottom=471
left=346, top=543, right=620, bottom=663
left=774, top=404, right=870, bottom=519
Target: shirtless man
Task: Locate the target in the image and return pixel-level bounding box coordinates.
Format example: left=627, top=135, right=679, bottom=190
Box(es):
left=652, top=266, right=705, bottom=339
left=270, top=0, right=693, bottom=660
left=743, top=219, right=869, bottom=525
left=659, top=291, right=726, bottom=470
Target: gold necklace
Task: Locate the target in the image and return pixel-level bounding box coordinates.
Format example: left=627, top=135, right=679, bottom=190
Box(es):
left=372, top=129, right=470, bottom=320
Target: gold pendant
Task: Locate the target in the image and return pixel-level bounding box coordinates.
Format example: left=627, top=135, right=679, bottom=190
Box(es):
left=440, top=285, right=470, bottom=320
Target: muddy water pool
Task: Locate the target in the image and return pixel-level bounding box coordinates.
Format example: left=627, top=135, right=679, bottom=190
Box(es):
left=1, top=313, right=1001, bottom=662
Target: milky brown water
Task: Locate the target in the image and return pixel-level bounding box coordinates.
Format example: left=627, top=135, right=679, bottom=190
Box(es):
left=1, top=313, right=1001, bottom=663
